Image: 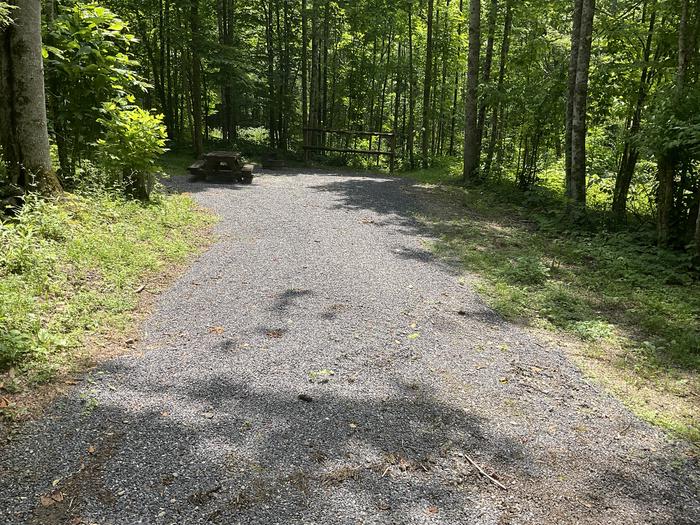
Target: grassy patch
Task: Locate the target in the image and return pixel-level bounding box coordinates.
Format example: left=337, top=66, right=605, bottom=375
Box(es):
left=0, top=188, right=214, bottom=395
left=399, top=163, right=700, bottom=443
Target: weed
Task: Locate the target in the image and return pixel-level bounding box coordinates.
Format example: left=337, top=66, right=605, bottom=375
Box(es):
left=0, top=187, right=213, bottom=384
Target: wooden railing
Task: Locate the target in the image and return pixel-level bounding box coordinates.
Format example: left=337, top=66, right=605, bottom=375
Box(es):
left=302, top=128, right=397, bottom=173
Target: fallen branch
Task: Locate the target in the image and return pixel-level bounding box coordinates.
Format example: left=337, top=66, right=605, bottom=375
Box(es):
left=464, top=454, right=507, bottom=490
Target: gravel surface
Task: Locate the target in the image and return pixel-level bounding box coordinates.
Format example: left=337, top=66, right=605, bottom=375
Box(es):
left=1, top=168, right=698, bottom=524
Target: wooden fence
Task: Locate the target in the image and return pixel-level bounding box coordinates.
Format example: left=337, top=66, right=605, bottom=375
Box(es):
left=302, top=128, right=397, bottom=173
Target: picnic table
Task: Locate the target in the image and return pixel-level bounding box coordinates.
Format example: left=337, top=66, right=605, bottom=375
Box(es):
left=188, top=151, right=254, bottom=184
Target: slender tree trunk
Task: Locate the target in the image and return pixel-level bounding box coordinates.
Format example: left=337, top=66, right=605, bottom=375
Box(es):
left=190, top=0, right=204, bottom=157
left=477, top=0, right=497, bottom=163
left=421, top=0, right=434, bottom=168
left=484, top=0, right=512, bottom=178
left=463, top=0, right=481, bottom=181
left=0, top=0, right=61, bottom=195
left=565, top=0, right=583, bottom=198
left=569, top=0, right=595, bottom=208
left=695, top=190, right=700, bottom=258
left=657, top=0, right=690, bottom=246
left=657, top=155, right=675, bottom=246
left=309, top=0, right=320, bottom=146
left=301, top=0, right=308, bottom=154
left=449, top=0, right=464, bottom=157
left=612, top=0, right=655, bottom=223
left=407, top=2, right=416, bottom=169
left=264, top=0, right=276, bottom=149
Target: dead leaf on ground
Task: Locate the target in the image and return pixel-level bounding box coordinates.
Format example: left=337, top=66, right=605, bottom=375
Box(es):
left=209, top=326, right=225, bottom=334
left=266, top=329, right=284, bottom=338
left=39, top=490, right=65, bottom=507
left=87, top=445, right=96, bottom=454
left=0, top=397, right=9, bottom=408
left=426, top=505, right=439, bottom=514
left=135, top=284, right=146, bottom=293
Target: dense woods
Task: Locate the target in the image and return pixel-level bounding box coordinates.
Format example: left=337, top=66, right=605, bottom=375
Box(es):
left=0, top=0, right=699, bottom=446
left=2, top=0, right=699, bottom=254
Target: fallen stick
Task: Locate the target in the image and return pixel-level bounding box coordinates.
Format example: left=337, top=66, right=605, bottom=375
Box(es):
left=464, top=454, right=507, bottom=490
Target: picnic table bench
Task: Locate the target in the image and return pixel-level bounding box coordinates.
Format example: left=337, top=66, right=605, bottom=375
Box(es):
left=188, top=151, right=254, bottom=184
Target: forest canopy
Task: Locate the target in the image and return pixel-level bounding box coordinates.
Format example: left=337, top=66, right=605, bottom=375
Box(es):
left=0, top=0, right=699, bottom=251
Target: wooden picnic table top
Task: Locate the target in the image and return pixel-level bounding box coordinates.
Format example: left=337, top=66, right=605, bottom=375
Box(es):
left=205, top=151, right=242, bottom=160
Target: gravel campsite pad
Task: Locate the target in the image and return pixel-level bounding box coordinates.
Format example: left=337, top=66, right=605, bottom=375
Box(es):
left=1, top=169, right=698, bottom=524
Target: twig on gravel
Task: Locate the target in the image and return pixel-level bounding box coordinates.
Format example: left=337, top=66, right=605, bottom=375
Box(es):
left=464, top=454, right=507, bottom=490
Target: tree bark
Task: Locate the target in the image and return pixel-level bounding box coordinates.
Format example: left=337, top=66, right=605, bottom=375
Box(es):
left=463, top=0, right=481, bottom=181
left=190, top=0, right=204, bottom=157
left=301, top=0, right=308, bottom=155
left=484, top=0, right=511, bottom=178
left=263, top=0, right=276, bottom=149
left=695, top=191, right=700, bottom=258
left=421, top=0, right=434, bottom=168
left=657, top=154, right=674, bottom=246
left=569, top=0, right=595, bottom=208
left=0, top=0, right=61, bottom=196
left=407, top=2, right=416, bottom=169
left=476, top=0, right=497, bottom=164
left=565, top=0, right=583, bottom=198
left=611, top=0, right=655, bottom=223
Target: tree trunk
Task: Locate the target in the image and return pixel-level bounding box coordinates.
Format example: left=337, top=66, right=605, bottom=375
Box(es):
left=421, top=0, right=434, bottom=168
left=190, top=0, right=204, bottom=157
left=611, top=0, right=655, bottom=223
left=476, top=0, right=497, bottom=163
left=565, top=0, right=583, bottom=198
left=301, top=0, right=308, bottom=154
left=407, top=2, right=416, bottom=169
left=264, top=0, right=276, bottom=149
left=448, top=0, right=464, bottom=157
left=484, top=0, right=511, bottom=178
left=569, top=0, right=595, bottom=208
left=657, top=154, right=675, bottom=246
left=0, top=0, right=61, bottom=196
left=695, top=190, right=700, bottom=258
left=463, top=0, right=481, bottom=181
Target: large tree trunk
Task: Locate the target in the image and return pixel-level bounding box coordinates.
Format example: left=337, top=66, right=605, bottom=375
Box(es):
left=421, top=0, right=434, bottom=168
left=463, top=0, right=480, bottom=181
left=0, top=0, right=61, bottom=196
left=190, top=0, right=204, bottom=157
left=565, top=0, right=583, bottom=199
left=569, top=0, right=595, bottom=208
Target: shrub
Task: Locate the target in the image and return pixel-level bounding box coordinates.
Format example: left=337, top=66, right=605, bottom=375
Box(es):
left=96, top=104, right=168, bottom=200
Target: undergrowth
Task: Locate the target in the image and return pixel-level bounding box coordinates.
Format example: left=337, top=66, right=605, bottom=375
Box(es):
left=400, top=161, right=700, bottom=443
left=0, top=188, right=213, bottom=390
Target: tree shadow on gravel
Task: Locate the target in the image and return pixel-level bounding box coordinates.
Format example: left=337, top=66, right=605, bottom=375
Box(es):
left=6, top=369, right=697, bottom=524
left=8, top=377, right=521, bottom=524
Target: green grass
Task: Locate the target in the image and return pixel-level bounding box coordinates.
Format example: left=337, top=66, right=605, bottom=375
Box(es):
left=398, top=161, right=700, bottom=442
left=0, top=187, right=214, bottom=388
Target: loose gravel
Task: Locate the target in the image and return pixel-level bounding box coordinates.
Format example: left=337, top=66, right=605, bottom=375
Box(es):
left=1, top=168, right=698, bottom=525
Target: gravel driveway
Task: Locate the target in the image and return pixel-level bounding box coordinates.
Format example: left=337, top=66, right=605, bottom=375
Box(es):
left=1, top=168, right=698, bottom=524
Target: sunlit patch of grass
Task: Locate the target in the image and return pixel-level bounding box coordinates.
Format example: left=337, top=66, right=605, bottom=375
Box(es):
left=397, top=161, right=700, bottom=442
left=0, top=189, right=214, bottom=386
